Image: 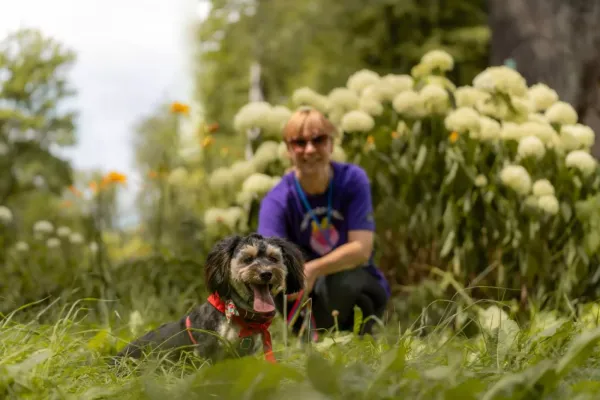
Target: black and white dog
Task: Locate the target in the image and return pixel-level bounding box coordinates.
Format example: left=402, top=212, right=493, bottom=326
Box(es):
left=112, top=233, right=305, bottom=364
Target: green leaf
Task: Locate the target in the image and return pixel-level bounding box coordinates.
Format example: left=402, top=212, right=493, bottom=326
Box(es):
left=353, top=305, right=364, bottom=336
left=555, top=327, right=600, bottom=378
left=306, top=352, right=342, bottom=396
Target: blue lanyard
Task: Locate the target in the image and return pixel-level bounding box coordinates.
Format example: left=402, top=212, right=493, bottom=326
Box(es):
left=294, top=175, right=334, bottom=248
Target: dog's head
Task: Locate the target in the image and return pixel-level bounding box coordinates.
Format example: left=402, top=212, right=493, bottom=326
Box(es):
left=204, top=233, right=305, bottom=313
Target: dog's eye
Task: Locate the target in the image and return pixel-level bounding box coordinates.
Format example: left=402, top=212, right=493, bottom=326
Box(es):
left=241, top=255, right=254, bottom=264
left=268, top=255, right=280, bottom=263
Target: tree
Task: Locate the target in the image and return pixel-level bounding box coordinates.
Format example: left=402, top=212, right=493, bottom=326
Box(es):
left=488, top=0, right=600, bottom=156
left=193, top=0, right=490, bottom=135
left=0, top=28, right=78, bottom=205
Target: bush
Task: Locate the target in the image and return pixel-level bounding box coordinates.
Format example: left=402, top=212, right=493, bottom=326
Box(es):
left=203, top=49, right=600, bottom=308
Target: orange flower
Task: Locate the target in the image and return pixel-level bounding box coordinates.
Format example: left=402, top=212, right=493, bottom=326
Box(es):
left=89, top=181, right=98, bottom=193
left=101, top=171, right=127, bottom=187
left=366, top=135, right=375, bottom=144
left=170, top=101, right=190, bottom=115
left=148, top=171, right=158, bottom=179
left=449, top=131, right=459, bottom=143
left=68, top=185, right=82, bottom=197
left=202, top=135, right=214, bottom=148
left=391, top=131, right=399, bottom=139
left=207, top=122, right=220, bottom=133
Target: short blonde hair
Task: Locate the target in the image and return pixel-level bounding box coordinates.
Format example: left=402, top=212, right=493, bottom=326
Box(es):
left=282, top=108, right=337, bottom=141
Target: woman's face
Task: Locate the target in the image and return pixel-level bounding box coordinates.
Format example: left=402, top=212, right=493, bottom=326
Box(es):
left=286, top=128, right=333, bottom=177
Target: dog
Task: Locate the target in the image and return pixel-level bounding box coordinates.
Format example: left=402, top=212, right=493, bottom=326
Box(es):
left=111, top=233, right=305, bottom=365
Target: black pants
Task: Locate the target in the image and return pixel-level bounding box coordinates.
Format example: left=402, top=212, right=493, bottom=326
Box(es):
left=280, top=267, right=388, bottom=336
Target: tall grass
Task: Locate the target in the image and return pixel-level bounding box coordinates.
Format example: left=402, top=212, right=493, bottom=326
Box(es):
left=3, top=284, right=600, bottom=399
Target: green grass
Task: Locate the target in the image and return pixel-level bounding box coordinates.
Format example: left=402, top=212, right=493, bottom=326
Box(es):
left=3, top=294, right=600, bottom=400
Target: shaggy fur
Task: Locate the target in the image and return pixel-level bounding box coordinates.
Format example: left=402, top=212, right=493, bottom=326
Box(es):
left=111, top=233, right=305, bottom=364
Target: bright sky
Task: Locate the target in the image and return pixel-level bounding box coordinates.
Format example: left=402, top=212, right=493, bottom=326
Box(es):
left=1, top=0, right=210, bottom=226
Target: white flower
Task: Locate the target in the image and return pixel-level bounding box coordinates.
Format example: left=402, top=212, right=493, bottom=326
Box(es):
left=56, top=226, right=71, bottom=237
left=420, top=84, right=450, bottom=114
left=500, top=165, right=532, bottom=195
left=89, top=242, right=99, bottom=253
left=15, top=241, right=29, bottom=252
left=392, top=90, right=426, bottom=118
left=444, top=107, right=480, bottom=133
left=277, top=142, right=290, bottom=165
left=33, top=220, right=54, bottom=234
left=421, top=49, right=454, bottom=72
left=527, top=83, right=558, bottom=111
left=341, top=110, right=375, bottom=133
left=474, top=175, right=488, bottom=187
left=425, top=76, right=457, bottom=92
left=518, top=136, right=546, bottom=160
left=473, top=66, right=528, bottom=97
left=233, top=101, right=273, bottom=133
left=266, top=105, right=292, bottom=136
left=532, top=179, right=555, bottom=197
left=128, top=310, right=144, bottom=336
left=331, top=145, right=347, bottom=162
left=475, top=98, right=509, bottom=120
left=0, top=205, right=12, bottom=224
left=225, top=207, right=246, bottom=230
left=454, top=86, right=491, bottom=108
left=347, top=69, right=381, bottom=94
left=69, top=232, right=84, bottom=245
left=0, top=143, right=8, bottom=156
left=242, top=173, right=280, bottom=197
left=545, top=101, right=578, bottom=125
left=328, top=88, right=360, bottom=111
left=204, top=208, right=226, bottom=228
left=565, top=150, right=597, bottom=176
left=478, top=116, right=501, bottom=141
left=537, top=195, right=559, bottom=215
left=528, top=113, right=548, bottom=124
left=358, top=96, right=384, bottom=117
left=500, top=122, right=524, bottom=141
left=511, top=96, right=534, bottom=115
left=46, top=237, right=61, bottom=249
left=381, top=74, right=414, bottom=94
left=519, top=121, right=555, bottom=144
left=560, top=124, right=595, bottom=151
left=208, top=167, right=233, bottom=190
left=167, top=167, right=188, bottom=187
left=291, top=87, right=329, bottom=112
left=252, top=141, right=280, bottom=172
left=230, top=160, right=257, bottom=185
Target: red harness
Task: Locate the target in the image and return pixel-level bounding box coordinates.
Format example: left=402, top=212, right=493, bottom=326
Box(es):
left=185, top=292, right=276, bottom=363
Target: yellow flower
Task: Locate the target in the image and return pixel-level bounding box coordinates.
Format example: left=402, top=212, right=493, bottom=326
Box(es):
left=449, top=131, right=459, bottom=143
left=170, top=101, right=190, bottom=115
left=202, top=135, right=214, bottom=148
left=366, top=135, right=375, bottom=144
left=103, top=171, right=127, bottom=185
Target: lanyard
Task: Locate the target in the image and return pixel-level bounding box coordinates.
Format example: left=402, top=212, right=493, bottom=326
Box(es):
left=294, top=175, right=334, bottom=248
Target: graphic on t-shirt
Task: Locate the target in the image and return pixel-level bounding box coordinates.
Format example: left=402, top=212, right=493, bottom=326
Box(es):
left=309, top=217, right=339, bottom=255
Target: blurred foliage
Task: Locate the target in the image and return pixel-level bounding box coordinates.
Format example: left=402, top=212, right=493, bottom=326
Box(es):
left=194, top=0, right=490, bottom=135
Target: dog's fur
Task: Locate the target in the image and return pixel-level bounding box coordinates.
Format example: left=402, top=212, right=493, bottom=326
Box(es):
left=111, top=233, right=305, bottom=364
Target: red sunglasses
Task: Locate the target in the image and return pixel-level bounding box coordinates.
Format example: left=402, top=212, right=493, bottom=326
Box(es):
left=287, top=134, right=330, bottom=151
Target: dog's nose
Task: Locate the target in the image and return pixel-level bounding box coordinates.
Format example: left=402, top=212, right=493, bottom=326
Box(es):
left=259, top=271, right=272, bottom=282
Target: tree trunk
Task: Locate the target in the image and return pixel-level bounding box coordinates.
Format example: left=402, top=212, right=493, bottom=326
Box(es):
left=488, top=0, right=600, bottom=156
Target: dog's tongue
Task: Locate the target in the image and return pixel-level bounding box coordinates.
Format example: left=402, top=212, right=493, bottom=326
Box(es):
left=252, top=285, right=275, bottom=313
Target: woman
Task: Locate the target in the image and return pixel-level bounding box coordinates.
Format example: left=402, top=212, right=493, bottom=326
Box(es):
left=257, top=107, right=390, bottom=337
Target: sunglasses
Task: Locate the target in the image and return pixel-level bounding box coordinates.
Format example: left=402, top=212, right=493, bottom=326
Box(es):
left=287, top=134, right=330, bottom=151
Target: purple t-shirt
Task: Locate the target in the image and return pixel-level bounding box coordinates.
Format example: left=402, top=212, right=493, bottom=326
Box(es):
left=257, top=161, right=391, bottom=298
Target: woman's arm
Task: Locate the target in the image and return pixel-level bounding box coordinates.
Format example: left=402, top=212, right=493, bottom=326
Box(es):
left=305, top=230, right=373, bottom=276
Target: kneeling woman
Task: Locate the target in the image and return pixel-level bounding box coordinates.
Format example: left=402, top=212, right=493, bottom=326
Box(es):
left=257, top=107, right=390, bottom=337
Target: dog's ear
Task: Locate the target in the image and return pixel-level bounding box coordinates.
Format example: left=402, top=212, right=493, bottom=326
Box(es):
left=268, top=237, right=305, bottom=294
left=204, top=234, right=242, bottom=295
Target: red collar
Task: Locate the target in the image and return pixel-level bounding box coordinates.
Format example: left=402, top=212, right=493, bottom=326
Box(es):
left=186, top=292, right=276, bottom=363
